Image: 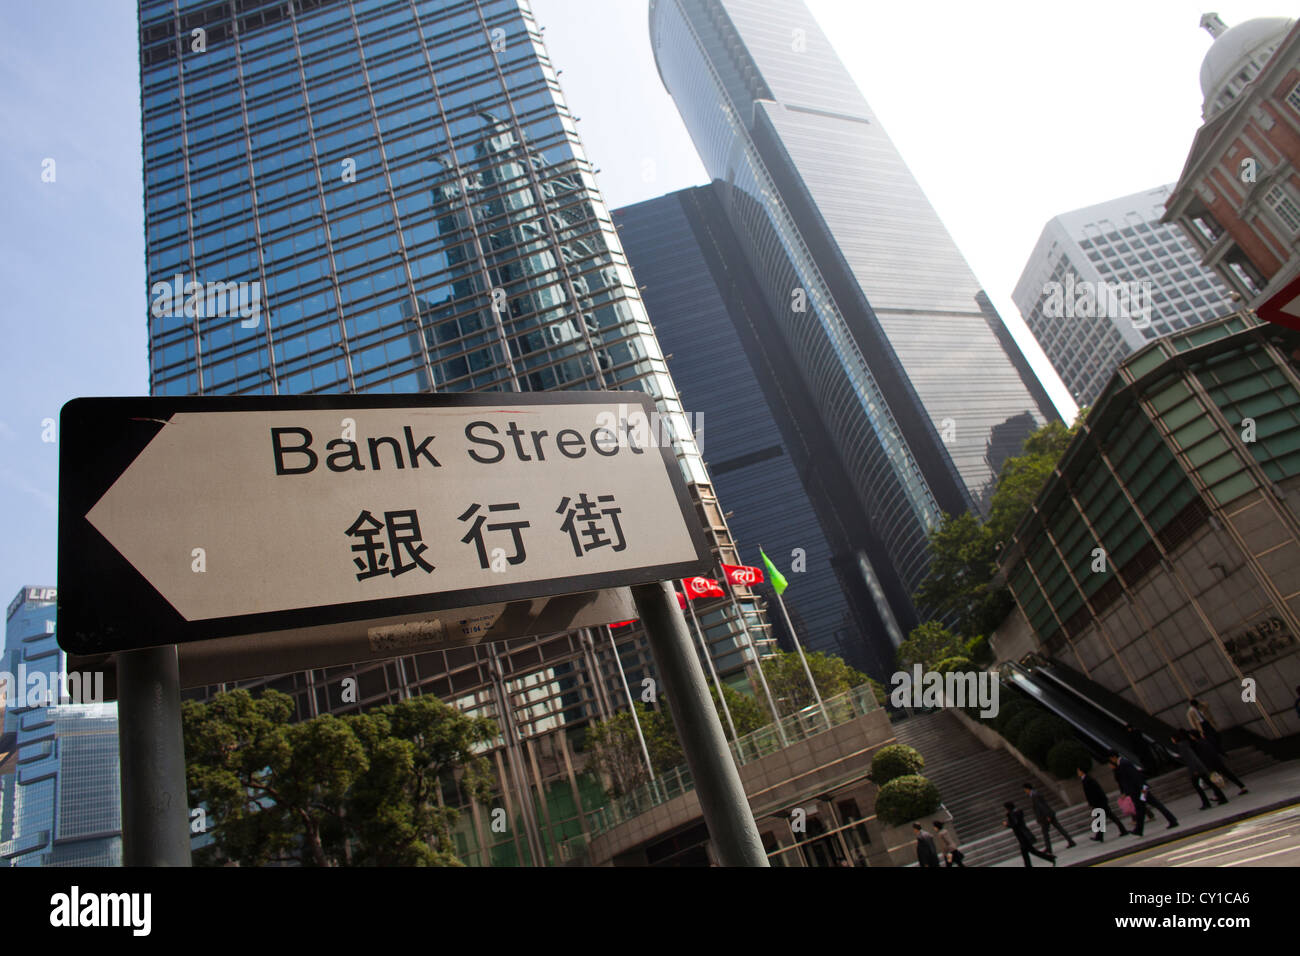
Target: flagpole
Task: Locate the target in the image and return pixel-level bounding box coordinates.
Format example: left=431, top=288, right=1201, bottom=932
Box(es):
left=762, top=546, right=826, bottom=729
left=604, top=625, right=655, bottom=782
left=722, top=567, right=786, bottom=745
left=682, top=580, right=740, bottom=746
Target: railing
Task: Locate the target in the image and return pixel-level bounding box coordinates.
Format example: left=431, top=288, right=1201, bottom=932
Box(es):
left=586, top=683, right=880, bottom=837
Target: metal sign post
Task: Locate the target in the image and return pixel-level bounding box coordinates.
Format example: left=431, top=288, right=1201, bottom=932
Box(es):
left=633, top=581, right=768, bottom=867
left=117, top=644, right=191, bottom=866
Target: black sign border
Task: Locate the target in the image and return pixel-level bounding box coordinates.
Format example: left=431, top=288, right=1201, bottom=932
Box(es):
left=58, top=392, right=711, bottom=656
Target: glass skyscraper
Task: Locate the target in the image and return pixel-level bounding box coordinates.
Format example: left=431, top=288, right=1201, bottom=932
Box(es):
left=139, top=0, right=774, bottom=865
left=648, top=0, right=1060, bottom=651
left=616, top=186, right=894, bottom=676
left=1, top=587, right=122, bottom=867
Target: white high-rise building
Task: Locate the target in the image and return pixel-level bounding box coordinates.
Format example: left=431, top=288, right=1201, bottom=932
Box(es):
left=1012, top=184, right=1238, bottom=407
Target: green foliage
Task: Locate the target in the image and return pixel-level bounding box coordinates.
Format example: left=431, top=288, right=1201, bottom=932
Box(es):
left=1047, top=739, right=1093, bottom=779
left=987, top=416, right=1086, bottom=548
left=991, top=695, right=1028, bottom=731
left=1001, top=711, right=1034, bottom=747
left=183, top=689, right=496, bottom=867
left=911, top=512, right=1011, bottom=639
left=583, top=683, right=769, bottom=797
left=933, top=655, right=973, bottom=674
left=715, top=683, right=770, bottom=737
left=584, top=702, right=670, bottom=796
left=1018, top=715, right=1073, bottom=767
left=866, top=677, right=889, bottom=707
left=895, top=621, right=964, bottom=671
left=965, top=634, right=993, bottom=668
left=870, top=744, right=925, bottom=786
left=760, top=649, right=870, bottom=715
left=915, top=414, right=1086, bottom=643
left=874, top=774, right=942, bottom=827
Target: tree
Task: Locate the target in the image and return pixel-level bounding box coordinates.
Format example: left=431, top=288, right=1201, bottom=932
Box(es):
left=911, top=511, right=1010, bottom=638
left=986, top=414, right=1086, bottom=547
left=583, top=683, right=771, bottom=796
left=183, top=689, right=496, bottom=867
left=582, top=701, right=671, bottom=797
left=760, top=649, right=870, bottom=715
left=913, top=412, right=1086, bottom=639
left=895, top=621, right=964, bottom=671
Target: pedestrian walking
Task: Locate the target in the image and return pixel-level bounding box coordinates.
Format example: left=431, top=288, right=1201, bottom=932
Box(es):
left=1189, top=728, right=1248, bottom=795
left=1003, top=802, right=1055, bottom=867
left=914, top=822, right=941, bottom=868
left=933, top=819, right=965, bottom=867
left=1077, top=766, right=1128, bottom=841
left=1109, top=751, right=1178, bottom=836
left=1186, top=697, right=1221, bottom=752
left=1124, top=722, right=1155, bottom=771
left=1023, top=782, right=1076, bottom=854
left=1171, top=731, right=1227, bottom=809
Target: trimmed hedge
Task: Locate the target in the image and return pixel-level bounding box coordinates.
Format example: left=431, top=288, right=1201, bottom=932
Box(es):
left=874, top=774, right=942, bottom=826
left=870, top=744, right=925, bottom=786
left=1018, top=715, right=1073, bottom=766
left=1047, top=739, right=1093, bottom=779
left=1001, top=711, right=1033, bottom=746
left=992, top=696, right=1029, bottom=732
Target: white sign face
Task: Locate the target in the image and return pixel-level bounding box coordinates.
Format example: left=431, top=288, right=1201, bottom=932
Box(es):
left=82, top=402, right=703, bottom=625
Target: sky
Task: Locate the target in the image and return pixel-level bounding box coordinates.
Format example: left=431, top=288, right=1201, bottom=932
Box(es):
left=0, top=0, right=1285, bottom=625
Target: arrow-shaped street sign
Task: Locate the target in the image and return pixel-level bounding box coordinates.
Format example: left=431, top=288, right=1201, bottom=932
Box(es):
left=58, top=393, right=709, bottom=658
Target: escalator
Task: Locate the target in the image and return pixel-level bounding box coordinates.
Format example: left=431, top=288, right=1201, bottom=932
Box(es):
left=1000, top=655, right=1178, bottom=772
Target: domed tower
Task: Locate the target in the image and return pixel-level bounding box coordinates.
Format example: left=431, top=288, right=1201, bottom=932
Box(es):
left=1198, top=12, right=1296, bottom=119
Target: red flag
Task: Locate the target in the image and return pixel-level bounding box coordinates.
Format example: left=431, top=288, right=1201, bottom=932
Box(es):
left=609, top=619, right=637, bottom=629
left=675, top=591, right=687, bottom=610
left=722, top=564, right=765, bottom=587
left=683, top=576, right=726, bottom=600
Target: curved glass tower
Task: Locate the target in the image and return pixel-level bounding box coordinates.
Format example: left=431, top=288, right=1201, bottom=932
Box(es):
left=649, top=0, right=1059, bottom=641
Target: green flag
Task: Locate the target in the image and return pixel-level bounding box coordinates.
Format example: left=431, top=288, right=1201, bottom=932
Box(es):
left=760, top=548, right=788, bottom=596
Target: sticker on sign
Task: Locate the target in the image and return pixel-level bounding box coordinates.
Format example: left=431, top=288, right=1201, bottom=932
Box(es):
left=58, top=393, right=709, bottom=656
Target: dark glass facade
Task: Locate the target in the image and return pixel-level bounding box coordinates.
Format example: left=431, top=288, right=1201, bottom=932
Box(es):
left=615, top=187, right=904, bottom=677
left=649, top=0, right=1060, bottom=650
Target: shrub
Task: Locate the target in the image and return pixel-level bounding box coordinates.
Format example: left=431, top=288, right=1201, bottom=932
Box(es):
left=874, top=774, right=942, bottom=826
left=1018, top=715, right=1073, bottom=767
left=933, top=656, right=973, bottom=674
left=870, top=744, right=925, bottom=786
left=992, top=696, right=1028, bottom=732
left=1001, top=710, right=1034, bottom=746
left=1047, top=739, right=1093, bottom=779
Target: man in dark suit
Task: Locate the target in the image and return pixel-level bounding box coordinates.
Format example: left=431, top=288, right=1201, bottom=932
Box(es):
left=1190, top=728, right=1248, bottom=795
left=1003, top=802, right=1056, bottom=867
left=1109, top=751, right=1178, bottom=836
left=1077, top=766, right=1128, bottom=841
left=913, top=823, right=940, bottom=868
left=1023, top=782, right=1076, bottom=854
left=1171, top=730, right=1227, bottom=809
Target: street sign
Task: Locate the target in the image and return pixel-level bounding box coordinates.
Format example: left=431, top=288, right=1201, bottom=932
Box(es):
left=1257, top=272, right=1300, bottom=332
left=58, top=393, right=709, bottom=657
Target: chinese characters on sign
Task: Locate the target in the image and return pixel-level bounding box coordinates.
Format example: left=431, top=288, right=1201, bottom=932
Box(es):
left=345, top=509, right=435, bottom=581
left=347, top=493, right=628, bottom=582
